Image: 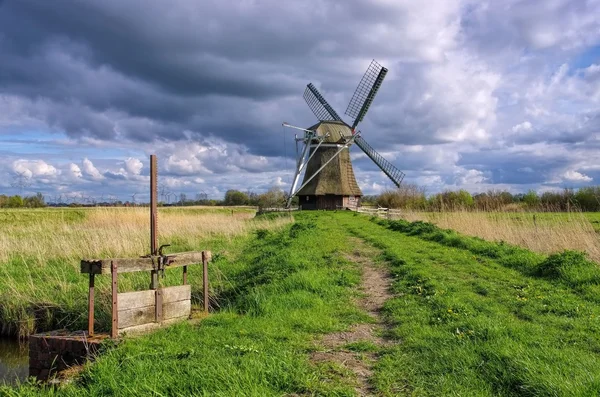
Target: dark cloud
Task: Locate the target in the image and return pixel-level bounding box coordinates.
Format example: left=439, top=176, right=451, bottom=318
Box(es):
left=0, top=0, right=599, bottom=198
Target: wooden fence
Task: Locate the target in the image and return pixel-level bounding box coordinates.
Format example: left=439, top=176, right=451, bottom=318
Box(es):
left=356, top=207, right=404, bottom=219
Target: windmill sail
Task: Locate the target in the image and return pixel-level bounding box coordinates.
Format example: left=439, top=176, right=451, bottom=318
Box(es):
left=345, top=60, right=388, bottom=130
left=304, top=83, right=343, bottom=121
left=354, top=134, right=405, bottom=188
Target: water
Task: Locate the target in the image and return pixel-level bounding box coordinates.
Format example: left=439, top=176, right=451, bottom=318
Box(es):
left=0, top=338, right=28, bottom=385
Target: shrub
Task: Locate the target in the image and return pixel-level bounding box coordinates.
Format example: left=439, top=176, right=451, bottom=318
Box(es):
left=536, top=250, right=600, bottom=286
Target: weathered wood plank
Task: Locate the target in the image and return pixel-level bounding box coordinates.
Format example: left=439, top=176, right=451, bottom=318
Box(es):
left=163, top=300, right=191, bottom=320
left=162, top=285, right=191, bottom=304
left=118, top=290, right=155, bottom=311
left=81, top=251, right=209, bottom=274
left=116, top=285, right=190, bottom=312
left=118, top=305, right=155, bottom=329
left=118, top=316, right=188, bottom=336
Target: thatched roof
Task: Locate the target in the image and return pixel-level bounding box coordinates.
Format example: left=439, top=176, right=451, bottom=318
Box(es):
left=297, top=121, right=362, bottom=197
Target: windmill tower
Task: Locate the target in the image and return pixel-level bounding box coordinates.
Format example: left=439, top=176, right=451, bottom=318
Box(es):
left=284, top=60, right=405, bottom=210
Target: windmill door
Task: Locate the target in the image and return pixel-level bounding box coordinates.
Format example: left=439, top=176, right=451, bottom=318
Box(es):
left=317, top=195, right=342, bottom=210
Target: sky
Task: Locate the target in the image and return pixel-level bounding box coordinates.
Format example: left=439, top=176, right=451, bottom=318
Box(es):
left=0, top=0, right=599, bottom=202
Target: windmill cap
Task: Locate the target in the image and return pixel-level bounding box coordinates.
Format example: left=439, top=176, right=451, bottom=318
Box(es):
left=306, top=121, right=353, bottom=144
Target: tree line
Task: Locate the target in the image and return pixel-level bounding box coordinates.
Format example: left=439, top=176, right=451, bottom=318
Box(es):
left=223, top=188, right=292, bottom=208
left=364, top=185, right=600, bottom=212
left=0, top=193, right=47, bottom=208
left=2, top=186, right=599, bottom=211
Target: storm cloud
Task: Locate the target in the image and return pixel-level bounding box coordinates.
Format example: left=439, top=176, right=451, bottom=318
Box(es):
left=0, top=0, right=599, bottom=200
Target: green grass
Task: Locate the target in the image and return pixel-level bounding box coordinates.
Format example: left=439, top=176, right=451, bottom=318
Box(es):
left=4, top=212, right=368, bottom=395
left=585, top=212, right=600, bottom=233
left=4, top=211, right=600, bottom=395
left=339, top=214, right=600, bottom=396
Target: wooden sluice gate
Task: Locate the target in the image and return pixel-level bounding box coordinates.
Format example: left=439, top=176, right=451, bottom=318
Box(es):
left=81, top=250, right=210, bottom=338
left=28, top=155, right=211, bottom=381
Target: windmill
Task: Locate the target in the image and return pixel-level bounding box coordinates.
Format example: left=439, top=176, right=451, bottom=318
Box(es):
left=284, top=60, right=405, bottom=209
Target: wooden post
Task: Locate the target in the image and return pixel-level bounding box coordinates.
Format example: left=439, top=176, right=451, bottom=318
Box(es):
left=150, top=155, right=159, bottom=290
left=202, top=251, right=208, bottom=314
left=202, top=251, right=209, bottom=313
left=111, top=261, right=118, bottom=338
left=88, top=273, right=95, bottom=336
left=150, top=154, right=158, bottom=255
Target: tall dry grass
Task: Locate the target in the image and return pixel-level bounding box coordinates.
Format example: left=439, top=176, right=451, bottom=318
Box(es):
left=0, top=207, right=292, bottom=337
left=0, top=207, right=289, bottom=263
left=395, top=210, right=600, bottom=263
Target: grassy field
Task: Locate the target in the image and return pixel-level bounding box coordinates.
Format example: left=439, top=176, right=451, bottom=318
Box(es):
left=3, top=210, right=600, bottom=395
left=0, top=206, right=290, bottom=338
left=397, top=210, right=600, bottom=263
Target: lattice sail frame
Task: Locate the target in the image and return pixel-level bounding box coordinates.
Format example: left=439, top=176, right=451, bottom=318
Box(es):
left=354, top=134, right=405, bottom=188
left=303, top=83, right=343, bottom=121
left=345, top=60, right=388, bottom=129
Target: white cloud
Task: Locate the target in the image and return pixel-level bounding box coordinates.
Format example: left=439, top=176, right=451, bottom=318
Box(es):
left=563, top=170, right=592, bottom=182
left=69, top=163, right=83, bottom=178
left=273, top=176, right=287, bottom=187
left=512, top=121, right=533, bottom=133
left=455, top=168, right=487, bottom=185
left=12, top=159, right=59, bottom=179
left=124, top=157, right=143, bottom=175
left=82, top=158, right=104, bottom=181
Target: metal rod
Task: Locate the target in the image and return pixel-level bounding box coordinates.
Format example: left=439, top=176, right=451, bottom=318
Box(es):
left=88, top=273, right=95, bottom=336
left=287, top=132, right=313, bottom=208
left=291, top=136, right=357, bottom=199
left=111, top=261, right=118, bottom=339
left=202, top=251, right=209, bottom=313
left=294, top=134, right=299, bottom=159
left=286, top=131, right=331, bottom=208
left=282, top=122, right=316, bottom=134
left=155, top=289, right=163, bottom=323
left=300, top=134, right=329, bottom=173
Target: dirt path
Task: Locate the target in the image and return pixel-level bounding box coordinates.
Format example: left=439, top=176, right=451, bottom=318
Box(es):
left=311, top=237, right=393, bottom=396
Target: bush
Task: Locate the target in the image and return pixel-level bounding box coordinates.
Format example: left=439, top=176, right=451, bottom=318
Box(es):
left=377, top=184, right=427, bottom=209
left=536, top=251, right=600, bottom=286
left=574, top=187, right=600, bottom=212
left=429, top=190, right=474, bottom=211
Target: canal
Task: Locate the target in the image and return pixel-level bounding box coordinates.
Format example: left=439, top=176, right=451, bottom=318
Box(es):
left=0, top=338, right=28, bottom=385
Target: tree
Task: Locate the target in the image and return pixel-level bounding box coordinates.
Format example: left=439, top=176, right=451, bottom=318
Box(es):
left=245, top=191, right=259, bottom=206
left=224, top=190, right=249, bottom=206
left=523, top=190, right=540, bottom=208
left=24, top=192, right=46, bottom=208
left=257, top=187, right=286, bottom=208
left=6, top=195, right=24, bottom=208
left=574, top=187, right=600, bottom=211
